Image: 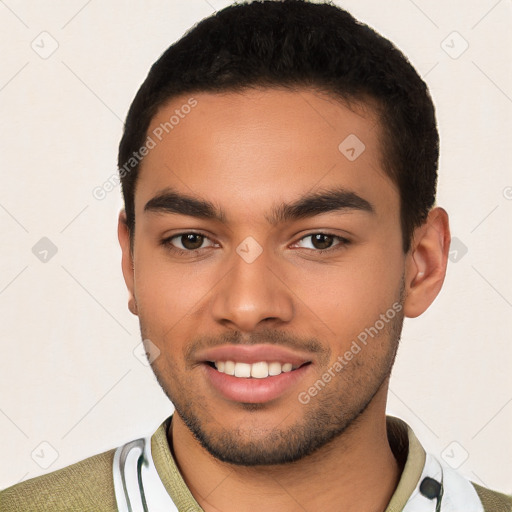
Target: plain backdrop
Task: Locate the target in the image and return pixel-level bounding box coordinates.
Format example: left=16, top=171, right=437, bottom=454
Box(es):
left=0, top=0, right=511, bottom=495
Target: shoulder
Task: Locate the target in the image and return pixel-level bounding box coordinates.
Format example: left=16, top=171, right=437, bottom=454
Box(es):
left=0, top=448, right=118, bottom=512
left=471, top=481, right=512, bottom=512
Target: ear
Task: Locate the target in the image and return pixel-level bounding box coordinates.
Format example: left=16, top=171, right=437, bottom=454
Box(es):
left=118, top=210, right=138, bottom=316
left=403, top=207, right=450, bottom=318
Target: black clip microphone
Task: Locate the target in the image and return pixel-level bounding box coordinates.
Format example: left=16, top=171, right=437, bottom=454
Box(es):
left=420, top=476, right=443, bottom=512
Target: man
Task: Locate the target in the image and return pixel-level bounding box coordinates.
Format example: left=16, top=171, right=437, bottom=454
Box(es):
left=1, top=1, right=510, bottom=511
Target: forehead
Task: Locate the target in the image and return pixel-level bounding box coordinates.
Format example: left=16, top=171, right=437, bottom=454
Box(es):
left=135, top=88, right=398, bottom=221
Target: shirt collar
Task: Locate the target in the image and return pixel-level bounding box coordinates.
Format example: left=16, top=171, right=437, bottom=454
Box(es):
left=384, top=415, right=427, bottom=512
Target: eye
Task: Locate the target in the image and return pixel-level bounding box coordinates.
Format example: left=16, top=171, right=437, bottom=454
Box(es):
left=293, top=232, right=350, bottom=253
left=162, top=232, right=216, bottom=253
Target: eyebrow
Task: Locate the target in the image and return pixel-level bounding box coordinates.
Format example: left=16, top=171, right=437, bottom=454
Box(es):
left=143, top=186, right=375, bottom=225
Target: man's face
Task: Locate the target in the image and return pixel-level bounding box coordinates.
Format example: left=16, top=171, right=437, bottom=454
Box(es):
left=125, top=88, right=408, bottom=465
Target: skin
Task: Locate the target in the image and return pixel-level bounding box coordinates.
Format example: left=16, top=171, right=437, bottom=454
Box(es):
left=118, top=88, right=450, bottom=512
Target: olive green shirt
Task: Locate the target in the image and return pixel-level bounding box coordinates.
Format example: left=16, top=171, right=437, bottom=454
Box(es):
left=1, top=415, right=511, bottom=511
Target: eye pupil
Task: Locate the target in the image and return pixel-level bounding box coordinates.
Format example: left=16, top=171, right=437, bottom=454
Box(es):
left=182, top=233, right=204, bottom=250
left=312, top=233, right=333, bottom=250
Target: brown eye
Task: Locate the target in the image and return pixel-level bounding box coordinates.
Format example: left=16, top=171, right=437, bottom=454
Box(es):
left=294, top=233, right=349, bottom=253
left=310, top=233, right=335, bottom=250
left=180, top=233, right=205, bottom=250
left=163, top=232, right=216, bottom=253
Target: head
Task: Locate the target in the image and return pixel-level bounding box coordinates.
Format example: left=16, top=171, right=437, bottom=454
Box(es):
left=117, top=0, right=450, bottom=466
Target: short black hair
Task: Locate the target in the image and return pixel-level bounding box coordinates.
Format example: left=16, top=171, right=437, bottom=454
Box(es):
left=118, top=0, right=438, bottom=252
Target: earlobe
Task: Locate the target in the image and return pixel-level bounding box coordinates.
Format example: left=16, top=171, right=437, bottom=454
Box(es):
left=403, top=207, right=450, bottom=318
left=118, top=210, right=138, bottom=317
left=128, top=297, right=138, bottom=315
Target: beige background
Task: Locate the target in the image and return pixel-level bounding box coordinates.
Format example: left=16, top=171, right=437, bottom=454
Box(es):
left=0, top=0, right=511, bottom=495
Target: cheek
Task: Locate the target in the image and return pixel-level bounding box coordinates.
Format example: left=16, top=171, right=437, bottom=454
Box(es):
left=294, top=242, right=404, bottom=345
left=132, top=244, right=214, bottom=336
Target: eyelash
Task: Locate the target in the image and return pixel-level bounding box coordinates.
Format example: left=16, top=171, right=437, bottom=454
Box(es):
left=160, top=231, right=351, bottom=256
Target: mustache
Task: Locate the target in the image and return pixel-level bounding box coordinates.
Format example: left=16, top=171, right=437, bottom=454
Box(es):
left=183, top=327, right=328, bottom=361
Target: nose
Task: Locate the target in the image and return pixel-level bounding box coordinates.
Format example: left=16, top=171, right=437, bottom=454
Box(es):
left=210, top=244, right=294, bottom=332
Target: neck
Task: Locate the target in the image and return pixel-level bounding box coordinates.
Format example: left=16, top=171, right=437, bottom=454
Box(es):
left=168, top=387, right=402, bottom=512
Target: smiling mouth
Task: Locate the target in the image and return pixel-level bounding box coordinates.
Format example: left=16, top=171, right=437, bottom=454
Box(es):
left=205, top=360, right=311, bottom=379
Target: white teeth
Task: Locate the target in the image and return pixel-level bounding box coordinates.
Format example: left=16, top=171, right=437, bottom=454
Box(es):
left=251, top=361, right=268, bottom=379
left=234, top=362, right=251, bottom=378
left=268, top=362, right=282, bottom=376
left=224, top=360, right=235, bottom=375
left=213, top=360, right=298, bottom=378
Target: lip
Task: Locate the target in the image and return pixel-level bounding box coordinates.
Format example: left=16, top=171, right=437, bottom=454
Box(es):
left=196, top=344, right=314, bottom=404
left=202, top=362, right=312, bottom=403
left=195, top=344, right=312, bottom=366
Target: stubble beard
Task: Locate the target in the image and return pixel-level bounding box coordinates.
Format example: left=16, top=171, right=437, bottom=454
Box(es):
left=144, top=289, right=405, bottom=466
